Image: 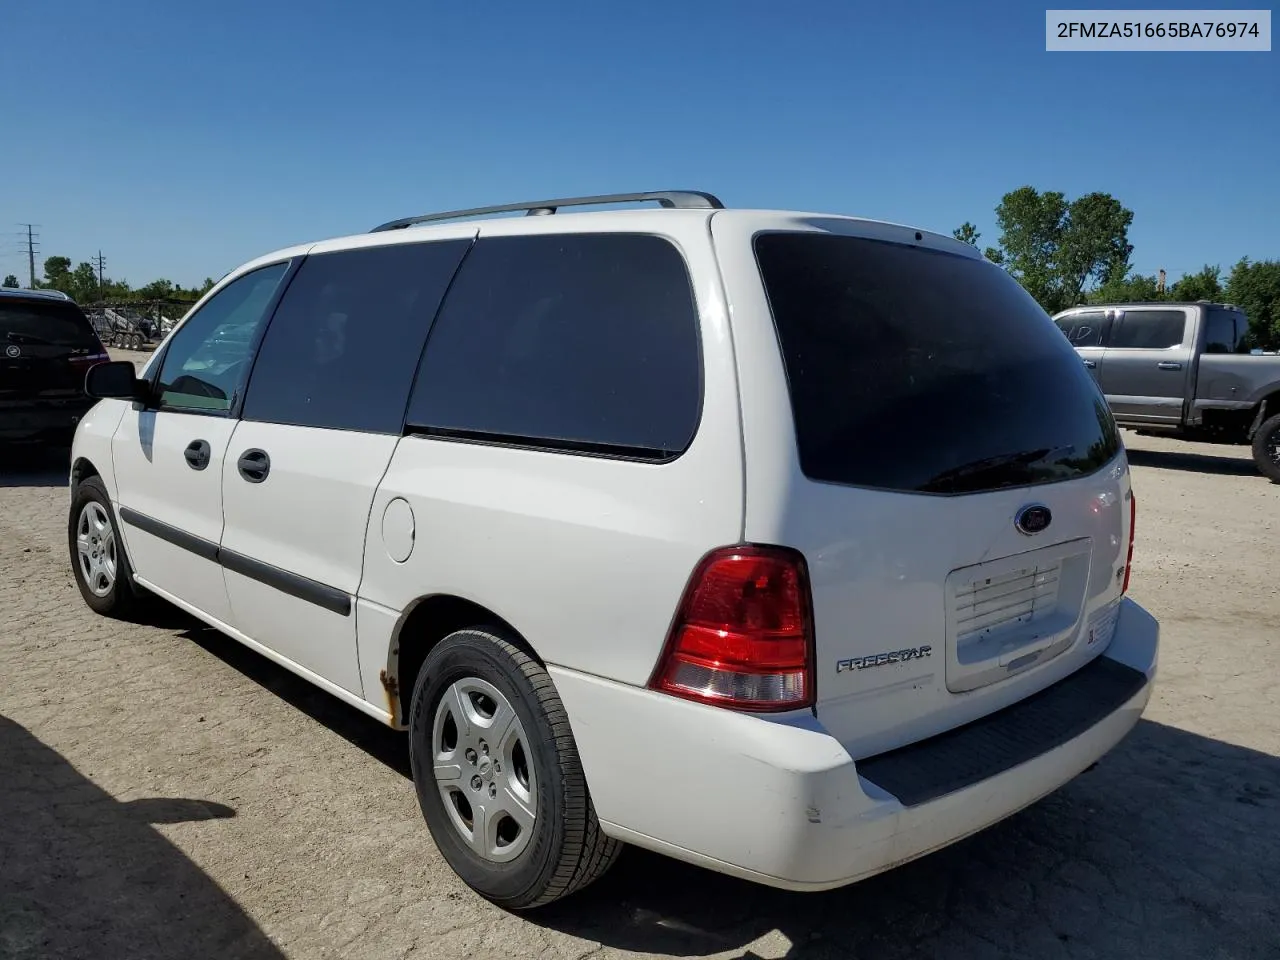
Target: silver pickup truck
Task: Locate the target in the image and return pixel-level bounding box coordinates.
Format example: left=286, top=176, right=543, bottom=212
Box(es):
left=1052, top=301, right=1280, bottom=482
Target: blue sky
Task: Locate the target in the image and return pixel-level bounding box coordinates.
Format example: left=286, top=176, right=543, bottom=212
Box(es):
left=3, top=1, right=1276, bottom=289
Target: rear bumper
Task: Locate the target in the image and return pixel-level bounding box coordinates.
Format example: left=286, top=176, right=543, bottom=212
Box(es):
left=0, top=399, right=93, bottom=441
left=550, top=596, right=1158, bottom=891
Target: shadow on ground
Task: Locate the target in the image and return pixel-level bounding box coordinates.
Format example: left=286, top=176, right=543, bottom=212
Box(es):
left=529, top=720, right=1280, bottom=959
left=1126, top=445, right=1262, bottom=478
left=127, top=601, right=1280, bottom=959
left=0, top=444, right=70, bottom=488
left=0, top=714, right=285, bottom=960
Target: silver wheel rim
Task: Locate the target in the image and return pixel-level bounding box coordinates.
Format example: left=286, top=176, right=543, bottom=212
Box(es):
left=432, top=677, right=538, bottom=863
left=76, top=502, right=117, bottom=597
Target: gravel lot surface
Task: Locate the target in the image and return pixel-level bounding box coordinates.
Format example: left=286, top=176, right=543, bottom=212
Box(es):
left=3, top=357, right=1278, bottom=959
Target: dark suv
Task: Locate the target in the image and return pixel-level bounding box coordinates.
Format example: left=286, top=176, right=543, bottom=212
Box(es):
left=1, top=288, right=111, bottom=446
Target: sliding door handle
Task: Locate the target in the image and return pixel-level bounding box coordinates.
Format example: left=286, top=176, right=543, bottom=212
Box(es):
left=237, top=448, right=271, bottom=483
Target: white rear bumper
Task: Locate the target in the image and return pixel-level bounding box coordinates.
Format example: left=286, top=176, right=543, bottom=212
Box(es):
left=549, top=597, right=1158, bottom=891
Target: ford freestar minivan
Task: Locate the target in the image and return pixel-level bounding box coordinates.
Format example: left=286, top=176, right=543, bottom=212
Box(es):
left=69, top=191, right=1158, bottom=909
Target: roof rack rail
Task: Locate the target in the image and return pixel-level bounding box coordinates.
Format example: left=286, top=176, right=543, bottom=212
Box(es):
left=370, top=190, right=725, bottom=232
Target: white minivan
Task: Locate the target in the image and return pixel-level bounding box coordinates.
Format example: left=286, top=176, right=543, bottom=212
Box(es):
left=68, top=191, right=1158, bottom=909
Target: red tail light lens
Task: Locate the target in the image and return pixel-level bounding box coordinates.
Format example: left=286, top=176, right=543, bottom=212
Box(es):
left=1122, top=492, right=1136, bottom=593
left=648, top=545, right=815, bottom=712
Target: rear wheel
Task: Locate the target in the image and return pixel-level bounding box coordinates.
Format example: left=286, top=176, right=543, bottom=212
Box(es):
left=129, top=332, right=143, bottom=350
left=1252, top=413, right=1280, bottom=483
left=68, top=476, right=139, bottom=617
left=407, top=628, right=620, bottom=909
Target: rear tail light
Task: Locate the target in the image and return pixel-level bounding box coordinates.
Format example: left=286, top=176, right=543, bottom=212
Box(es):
left=1122, top=492, right=1136, bottom=593
left=648, top=545, right=815, bottom=712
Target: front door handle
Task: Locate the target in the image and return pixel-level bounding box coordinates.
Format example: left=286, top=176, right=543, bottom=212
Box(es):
left=1157, top=361, right=1183, bottom=371
left=1083, top=358, right=1097, bottom=368
left=237, top=448, right=271, bottom=483
left=184, top=439, right=211, bottom=471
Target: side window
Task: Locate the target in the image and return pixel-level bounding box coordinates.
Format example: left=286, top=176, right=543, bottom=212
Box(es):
left=1054, top=312, right=1105, bottom=347
left=155, top=262, right=290, bottom=413
left=1108, top=310, right=1187, bottom=350
left=240, top=239, right=471, bottom=434
left=1205, top=309, right=1241, bottom=354
left=405, top=233, right=702, bottom=460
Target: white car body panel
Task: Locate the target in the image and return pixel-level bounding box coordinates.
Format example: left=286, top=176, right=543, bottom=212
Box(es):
left=362, top=213, right=745, bottom=693
left=112, top=409, right=239, bottom=624
left=219, top=421, right=401, bottom=698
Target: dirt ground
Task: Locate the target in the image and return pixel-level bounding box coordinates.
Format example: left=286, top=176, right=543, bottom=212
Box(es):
left=2, top=366, right=1278, bottom=959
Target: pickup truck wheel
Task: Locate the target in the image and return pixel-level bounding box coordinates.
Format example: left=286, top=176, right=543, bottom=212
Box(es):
left=407, top=628, right=620, bottom=909
left=1252, top=413, right=1280, bottom=483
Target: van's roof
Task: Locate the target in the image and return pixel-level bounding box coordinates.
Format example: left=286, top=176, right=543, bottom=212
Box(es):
left=237, top=203, right=984, bottom=281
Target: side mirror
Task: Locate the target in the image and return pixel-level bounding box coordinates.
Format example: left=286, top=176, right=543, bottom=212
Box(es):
left=85, top=360, right=145, bottom=401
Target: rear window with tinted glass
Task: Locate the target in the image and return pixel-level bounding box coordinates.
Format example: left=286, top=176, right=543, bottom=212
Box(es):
left=1, top=299, right=99, bottom=348
left=753, top=233, right=1121, bottom=495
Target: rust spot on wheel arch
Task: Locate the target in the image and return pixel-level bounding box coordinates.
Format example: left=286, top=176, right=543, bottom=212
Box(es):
left=379, top=669, right=400, bottom=725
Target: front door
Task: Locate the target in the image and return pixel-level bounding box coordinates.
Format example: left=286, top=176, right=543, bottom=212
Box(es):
left=218, top=233, right=473, bottom=696
left=1098, top=307, right=1194, bottom=424
left=1053, top=309, right=1110, bottom=386
left=111, top=261, right=293, bottom=624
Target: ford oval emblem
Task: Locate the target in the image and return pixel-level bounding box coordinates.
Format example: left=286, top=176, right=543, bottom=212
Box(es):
left=1015, top=504, right=1052, bottom=536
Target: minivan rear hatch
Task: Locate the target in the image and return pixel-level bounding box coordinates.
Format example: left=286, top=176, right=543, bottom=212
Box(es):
left=741, top=225, right=1133, bottom=760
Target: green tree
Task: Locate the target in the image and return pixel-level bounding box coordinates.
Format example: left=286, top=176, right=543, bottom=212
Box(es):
left=40, top=256, right=73, bottom=293
left=69, top=262, right=99, bottom=303
left=1225, top=258, right=1280, bottom=350
left=952, top=222, right=980, bottom=246
left=1088, top=273, right=1164, bottom=304
left=1170, top=264, right=1223, bottom=302
left=1, top=274, right=18, bottom=288
left=988, top=186, right=1134, bottom=313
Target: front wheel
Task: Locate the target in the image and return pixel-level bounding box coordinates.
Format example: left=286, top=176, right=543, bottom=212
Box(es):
left=1252, top=413, right=1280, bottom=483
left=407, top=628, right=620, bottom=909
left=68, top=476, right=139, bottom=618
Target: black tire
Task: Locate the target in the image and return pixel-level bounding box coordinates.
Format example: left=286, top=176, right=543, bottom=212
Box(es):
left=408, top=628, right=621, bottom=909
left=68, top=476, right=140, bottom=618
left=1252, top=413, right=1280, bottom=483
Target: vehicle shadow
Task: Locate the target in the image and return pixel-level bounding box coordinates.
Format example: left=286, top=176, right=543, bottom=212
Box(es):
left=526, top=719, right=1280, bottom=959
left=0, top=444, right=70, bottom=488
left=1125, top=446, right=1260, bottom=478
left=0, top=714, right=286, bottom=960
left=169, top=615, right=411, bottom=778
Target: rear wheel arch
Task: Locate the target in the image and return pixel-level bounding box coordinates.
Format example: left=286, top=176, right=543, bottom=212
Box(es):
left=387, top=595, right=541, bottom=726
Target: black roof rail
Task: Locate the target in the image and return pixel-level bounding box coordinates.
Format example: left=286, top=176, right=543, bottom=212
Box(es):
left=370, top=190, right=725, bottom=232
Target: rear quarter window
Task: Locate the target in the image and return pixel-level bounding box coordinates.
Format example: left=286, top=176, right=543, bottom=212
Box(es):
left=405, top=233, right=702, bottom=460
left=753, top=232, right=1120, bottom=495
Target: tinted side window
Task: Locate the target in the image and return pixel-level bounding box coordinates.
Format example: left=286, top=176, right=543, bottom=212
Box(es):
left=241, top=240, right=470, bottom=434
left=1205, top=309, right=1242, bottom=354
left=406, top=234, right=701, bottom=459
left=156, top=262, right=290, bottom=413
left=1109, top=310, right=1186, bottom=349
left=1054, top=312, right=1106, bottom=347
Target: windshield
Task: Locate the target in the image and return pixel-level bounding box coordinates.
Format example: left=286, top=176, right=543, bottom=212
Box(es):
left=753, top=232, right=1121, bottom=495
left=2, top=299, right=100, bottom=349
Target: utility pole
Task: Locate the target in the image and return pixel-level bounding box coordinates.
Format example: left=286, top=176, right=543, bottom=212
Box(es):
left=18, top=224, right=39, bottom=288
left=92, top=250, right=107, bottom=300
